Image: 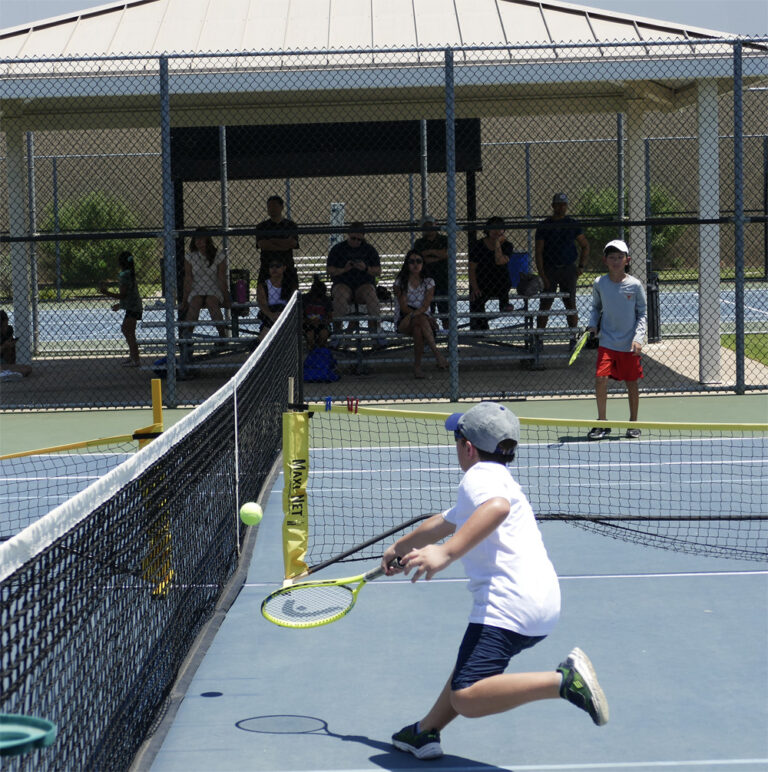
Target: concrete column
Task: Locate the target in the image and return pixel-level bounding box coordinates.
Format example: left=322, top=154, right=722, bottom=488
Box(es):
left=697, top=79, right=722, bottom=384
left=5, top=123, right=32, bottom=364
left=625, top=101, right=647, bottom=288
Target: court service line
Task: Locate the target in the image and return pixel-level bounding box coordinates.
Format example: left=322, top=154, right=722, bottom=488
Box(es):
left=244, top=570, right=767, bottom=589
left=299, top=759, right=768, bottom=771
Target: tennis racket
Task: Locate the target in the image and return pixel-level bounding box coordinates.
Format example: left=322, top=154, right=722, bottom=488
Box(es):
left=261, top=562, right=393, bottom=629
left=568, top=330, right=591, bottom=366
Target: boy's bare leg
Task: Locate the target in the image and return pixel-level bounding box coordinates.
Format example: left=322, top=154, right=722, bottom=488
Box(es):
left=626, top=380, right=640, bottom=421
left=451, top=672, right=561, bottom=718
left=419, top=677, right=459, bottom=733
left=595, top=375, right=609, bottom=420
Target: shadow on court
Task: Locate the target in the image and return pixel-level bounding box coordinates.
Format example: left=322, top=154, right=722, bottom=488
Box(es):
left=235, top=715, right=509, bottom=770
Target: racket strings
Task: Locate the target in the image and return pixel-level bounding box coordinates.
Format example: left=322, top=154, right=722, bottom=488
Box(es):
left=263, top=583, right=355, bottom=625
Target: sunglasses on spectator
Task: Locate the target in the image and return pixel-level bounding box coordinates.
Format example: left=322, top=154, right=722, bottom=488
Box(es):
left=408, top=258, right=423, bottom=264
left=349, top=235, right=363, bottom=242
left=269, top=263, right=284, bottom=269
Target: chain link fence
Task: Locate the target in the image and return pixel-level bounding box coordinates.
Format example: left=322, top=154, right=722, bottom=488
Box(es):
left=1, top=38, right=766, bottom=408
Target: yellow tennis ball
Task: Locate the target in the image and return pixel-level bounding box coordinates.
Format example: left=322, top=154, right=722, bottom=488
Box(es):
left=239, top=502, right=263, bottom=526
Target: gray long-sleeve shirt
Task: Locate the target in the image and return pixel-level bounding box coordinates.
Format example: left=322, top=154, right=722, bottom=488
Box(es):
left=588, top=274, right=647, bottom=352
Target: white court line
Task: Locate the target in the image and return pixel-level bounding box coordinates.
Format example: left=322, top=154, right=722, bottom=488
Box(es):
left=245, top=570, right=768, bottom=588
left=299, top=761, right=768, bottom=771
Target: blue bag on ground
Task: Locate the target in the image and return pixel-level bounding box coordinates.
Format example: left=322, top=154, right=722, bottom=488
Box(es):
left=303, top=347, right=341, bottom=382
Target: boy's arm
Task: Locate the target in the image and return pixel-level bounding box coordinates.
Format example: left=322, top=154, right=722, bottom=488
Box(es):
left=382, top=513, right=455, bottom=574
left=632, top=282, right=648, bottom=353
left=399, top=497, right=510, bottom=582
left=587, top=279, right=602, bottom=333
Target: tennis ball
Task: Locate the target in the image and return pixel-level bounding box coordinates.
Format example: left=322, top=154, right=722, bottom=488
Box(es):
left=239, top=502, right=263, bottom=526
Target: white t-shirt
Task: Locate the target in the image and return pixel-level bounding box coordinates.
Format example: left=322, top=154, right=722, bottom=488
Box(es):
left=393, top=277, right=435, bottom=325
left=185, top=250, right=226, bottom=302
left=443, top=461, right=561, bottom=636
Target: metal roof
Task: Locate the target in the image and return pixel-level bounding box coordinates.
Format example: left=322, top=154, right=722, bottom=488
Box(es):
left=0, top=0, right=744, bottom=59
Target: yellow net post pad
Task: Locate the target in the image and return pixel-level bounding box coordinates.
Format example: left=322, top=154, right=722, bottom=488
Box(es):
left=282, top=411, right=310, bottom=580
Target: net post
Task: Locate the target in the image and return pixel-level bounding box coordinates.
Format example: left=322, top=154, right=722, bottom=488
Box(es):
left=151, top=378, right=163, bottom=428
left=282, top=408, right=310, bottom=580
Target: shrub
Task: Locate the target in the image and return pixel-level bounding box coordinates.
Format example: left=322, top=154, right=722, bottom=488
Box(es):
left=576, top=185, right=685, bottom=270
left=38, top=191, right=155, bottom=287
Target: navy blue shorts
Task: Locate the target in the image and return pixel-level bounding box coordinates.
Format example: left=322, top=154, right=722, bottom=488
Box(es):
left=451, top=623, right=546, bottom=691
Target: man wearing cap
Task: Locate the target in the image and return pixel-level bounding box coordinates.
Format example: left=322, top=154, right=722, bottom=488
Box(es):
left=382, top=401, right=609, bottom=760
left=413, top=215, right=449, bottom=327
left=326, top=223, right=382, bottom=340
left=534, top=193, right=590, bottom=347
left=587, top=240, right=647, bottom=440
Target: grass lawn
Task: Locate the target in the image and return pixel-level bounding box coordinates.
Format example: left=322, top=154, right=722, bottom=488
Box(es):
left=721, top=333, right=768, bottom=366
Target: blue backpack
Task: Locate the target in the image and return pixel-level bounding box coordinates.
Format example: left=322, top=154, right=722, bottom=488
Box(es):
left=303, top=346, right=340, bottom=382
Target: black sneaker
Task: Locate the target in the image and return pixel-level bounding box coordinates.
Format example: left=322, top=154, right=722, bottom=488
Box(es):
left=587, top=426, right=611, bottom=440
left=392, top=722, right=443, bottom=760
left=557, top=647, right=609, bottom=726
left=625, top=427, right=641, bottom=439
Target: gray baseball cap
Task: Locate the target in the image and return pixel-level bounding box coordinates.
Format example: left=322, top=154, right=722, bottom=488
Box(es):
left=552, top=192, right=569, bottom=204
left=444, top=401, right=520, bottom=455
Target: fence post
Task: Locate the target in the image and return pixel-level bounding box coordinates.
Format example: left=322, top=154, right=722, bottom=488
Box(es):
left=617, top=113, right=625, bottom=242
left=159, top=55, right=177, bottom=406
left=444, top=47, right=459, bottom=402
left=25, top=132, right=39, bottom=354
left=733, top=41, right=745, bottom=394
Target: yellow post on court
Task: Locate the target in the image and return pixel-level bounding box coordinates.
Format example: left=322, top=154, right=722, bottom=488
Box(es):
left=282, top=410, right=310, bottom=580
left=139, top=379, right=174, bottom=597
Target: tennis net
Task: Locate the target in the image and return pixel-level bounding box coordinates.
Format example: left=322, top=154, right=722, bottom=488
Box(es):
left=282, top=404, right=767, bottom=576
left=0, top=294, right=301, bottom=771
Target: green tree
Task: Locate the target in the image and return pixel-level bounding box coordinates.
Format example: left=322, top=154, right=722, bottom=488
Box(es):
left=39, top=191, right=155, bottom=287
left=576, top=185, right=685, bottom=270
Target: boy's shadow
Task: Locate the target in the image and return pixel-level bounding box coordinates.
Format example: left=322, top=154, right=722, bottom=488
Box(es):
left=236, top=714, right=511, bottom=771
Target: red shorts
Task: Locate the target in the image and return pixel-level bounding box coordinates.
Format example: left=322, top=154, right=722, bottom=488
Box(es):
left=596, top=346, right=643, bottom=382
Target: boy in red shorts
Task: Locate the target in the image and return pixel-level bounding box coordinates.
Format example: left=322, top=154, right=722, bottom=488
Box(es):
left=587, top=240, right=647, bottom=439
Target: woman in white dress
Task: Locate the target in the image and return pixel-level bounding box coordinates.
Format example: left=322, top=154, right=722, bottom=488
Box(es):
left=393, top=250, right=449, bottom=379
left=182, top=230, right=231, bottom=339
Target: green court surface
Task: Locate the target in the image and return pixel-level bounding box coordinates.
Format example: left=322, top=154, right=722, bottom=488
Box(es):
left=1, top=393, right=765, bottom=456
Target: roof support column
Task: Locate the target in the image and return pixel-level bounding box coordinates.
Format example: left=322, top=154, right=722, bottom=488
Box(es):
left=625, top=101, right=647, bottom=287
left=4, top=121, right=32, bottom=365
left=697, top=79, right=722, bottom=384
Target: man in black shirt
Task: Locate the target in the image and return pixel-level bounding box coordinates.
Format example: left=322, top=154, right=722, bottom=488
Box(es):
left=326, top=223, right=382, bottom=340
left=534, top=193, right=589, bottom=341
left=256, top=195, right=299, bottom=285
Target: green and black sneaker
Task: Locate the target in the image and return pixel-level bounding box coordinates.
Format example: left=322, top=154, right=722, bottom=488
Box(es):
left=557, top=647, right=609, bottom=726
left=392, top=722, right=443, bottom=760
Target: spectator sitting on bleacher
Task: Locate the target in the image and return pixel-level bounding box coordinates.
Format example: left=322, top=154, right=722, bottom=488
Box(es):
left=468, top=216, right=515, bottom=331
left=413, top=214, right=449, bottom=327
left=257, top=257, right=297, bottom=342
left=302, top=275, right=333, bottom=350
left=393, top=250, right=449, bottom=379
left=326, top=222, right=384, bottom=346
left=255, top=195, right=299, bottom=288
left=182, top=229, right=231, bottom=341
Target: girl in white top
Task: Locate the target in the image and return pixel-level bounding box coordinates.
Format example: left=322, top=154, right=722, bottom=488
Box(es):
left=383, top=402, right=608, bottom=761
left=182, top=231, right=231, bottom=340
left=392, top=250, right=448, bottom=379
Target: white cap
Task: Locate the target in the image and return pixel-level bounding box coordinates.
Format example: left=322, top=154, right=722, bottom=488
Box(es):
left=604, top=239, right=629, bottom=255
left=444, top=401, right=520, bottom=456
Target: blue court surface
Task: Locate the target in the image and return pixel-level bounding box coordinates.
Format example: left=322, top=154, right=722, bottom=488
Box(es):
left=141, top=437, right=768, bottom=772
left=0, top=452, right=131, bottom=539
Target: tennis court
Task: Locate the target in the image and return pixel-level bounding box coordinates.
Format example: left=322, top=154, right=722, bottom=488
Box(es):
left=1, top=298, right=766, bottom=771
left=141, top=414, right=767, bottom=771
